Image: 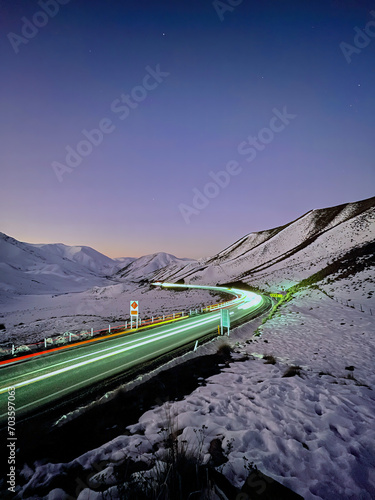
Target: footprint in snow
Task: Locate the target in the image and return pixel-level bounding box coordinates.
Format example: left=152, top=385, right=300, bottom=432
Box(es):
left=315, top=403, right=323, bottom=416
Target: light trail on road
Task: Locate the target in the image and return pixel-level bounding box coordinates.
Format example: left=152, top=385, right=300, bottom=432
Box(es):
left=0, top=283, right=269, bottom=426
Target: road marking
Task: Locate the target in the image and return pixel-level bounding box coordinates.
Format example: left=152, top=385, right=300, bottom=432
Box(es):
left=0, top=313, right=224, bottom=387
left=0, top=341, right=192, bottom=421
left=0, top=314, right=222, bottom=393
left=0, top=315, right=188, bottom=367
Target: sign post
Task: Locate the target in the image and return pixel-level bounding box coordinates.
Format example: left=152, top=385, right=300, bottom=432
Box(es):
left=130, top=300, right=139, bottom=329
left=220, top=309, right=230, bottom=336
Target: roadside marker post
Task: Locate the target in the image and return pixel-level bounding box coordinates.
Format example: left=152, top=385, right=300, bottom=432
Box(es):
left=220, top=309, right=230, bottom=336
left=194, top=340, right=198, bottom=352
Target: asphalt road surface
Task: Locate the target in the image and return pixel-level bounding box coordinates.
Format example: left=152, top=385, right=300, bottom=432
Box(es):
left=0, top=283, right=270, bottom=427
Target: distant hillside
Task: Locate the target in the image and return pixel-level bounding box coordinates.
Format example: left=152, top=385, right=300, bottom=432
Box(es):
left=1, top=196, right=373, bottom=301
left=0, top=234, right=120, bottom=297
left=153, top=197, right=375, bottom=299
left=0, top=234, right=195, bottom=298
left=29, top=242, right=124, bottom=276
left=116, top=252, right=196, bottom=283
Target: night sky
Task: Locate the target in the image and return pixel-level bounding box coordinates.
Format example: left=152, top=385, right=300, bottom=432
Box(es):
left=1, top=0, right=374, bottom=259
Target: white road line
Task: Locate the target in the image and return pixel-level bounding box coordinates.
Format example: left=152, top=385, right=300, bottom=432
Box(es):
left=0, top=314, right=221, bottom=393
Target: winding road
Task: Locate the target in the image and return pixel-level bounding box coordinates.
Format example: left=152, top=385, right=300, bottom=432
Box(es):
left=0, top=283, right=270, bottom=428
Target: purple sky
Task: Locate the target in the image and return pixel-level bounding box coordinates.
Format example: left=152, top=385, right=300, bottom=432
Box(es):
left=1, top=0, right=374, bottom=259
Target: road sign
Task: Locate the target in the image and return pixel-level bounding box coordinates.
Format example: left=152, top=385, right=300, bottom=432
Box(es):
left=130, top=301, right=139, bottom=328
left=130, top=301, right=139, bottom=314
left=270, top=293, right=283, bottom=298
left=220, top=309, right=230, bottom=336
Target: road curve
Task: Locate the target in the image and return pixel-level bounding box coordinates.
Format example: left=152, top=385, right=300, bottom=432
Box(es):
left=0, top=283, right=270, bottom=427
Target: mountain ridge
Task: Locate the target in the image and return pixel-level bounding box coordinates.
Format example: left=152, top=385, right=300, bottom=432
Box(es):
left=153, top=196, right=375, bottom=296
left=1, top=196, right=374, bottom=298
left=0, top=233, right=196, bottom=297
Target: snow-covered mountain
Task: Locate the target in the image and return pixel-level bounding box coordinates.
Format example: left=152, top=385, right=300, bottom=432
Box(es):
left=0, top=234, right=128, bottom=297
left=153, top=197, right=375, bottom=300
left=0, top=233, right=195, bottom=298
left=113, top=257, right=136, bottom=268
left=1, top=196, right=373, bottom=301
left=28, top=242, right=126, bottom=276
left=117, top=252, right=196, bottom=282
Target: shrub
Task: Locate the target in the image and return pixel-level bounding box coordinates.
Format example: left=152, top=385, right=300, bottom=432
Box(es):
left=216, top=343, right=232, bottom=359
left=282, top=365, right=302, bottom=378
left=263, top=354, right=277, bottom=365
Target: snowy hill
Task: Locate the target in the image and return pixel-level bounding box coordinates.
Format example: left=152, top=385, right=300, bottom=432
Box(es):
left=153, top=197, right=375, bottom=301
left=113, top=257, right=136, bottom=268
left=117, top=252, right=196, bottom=282
left=1, top=196, right=373, bottom=302
left=0, top=234, right=126, bottom=297
left=29, top=242, right=125, bottom=276
left=0, top=233, right=195, bottom=300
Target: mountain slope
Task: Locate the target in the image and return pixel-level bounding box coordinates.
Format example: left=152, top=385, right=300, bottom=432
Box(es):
left=153, top=197, right=375, bottom=299
left=1, top=196, right=373, bottom=300
left=0, top=234, right=123, bottom=296
left=0, top=234, right=196, bottom=298
left=117, top=252, right=196, bottom=282
left=29, top=242, right=124, bottom=276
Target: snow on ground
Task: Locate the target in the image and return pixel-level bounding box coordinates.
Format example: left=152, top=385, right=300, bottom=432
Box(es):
left=319, top=269, right=375, bottom=310
left=18, top=288, right=375, bottom=500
